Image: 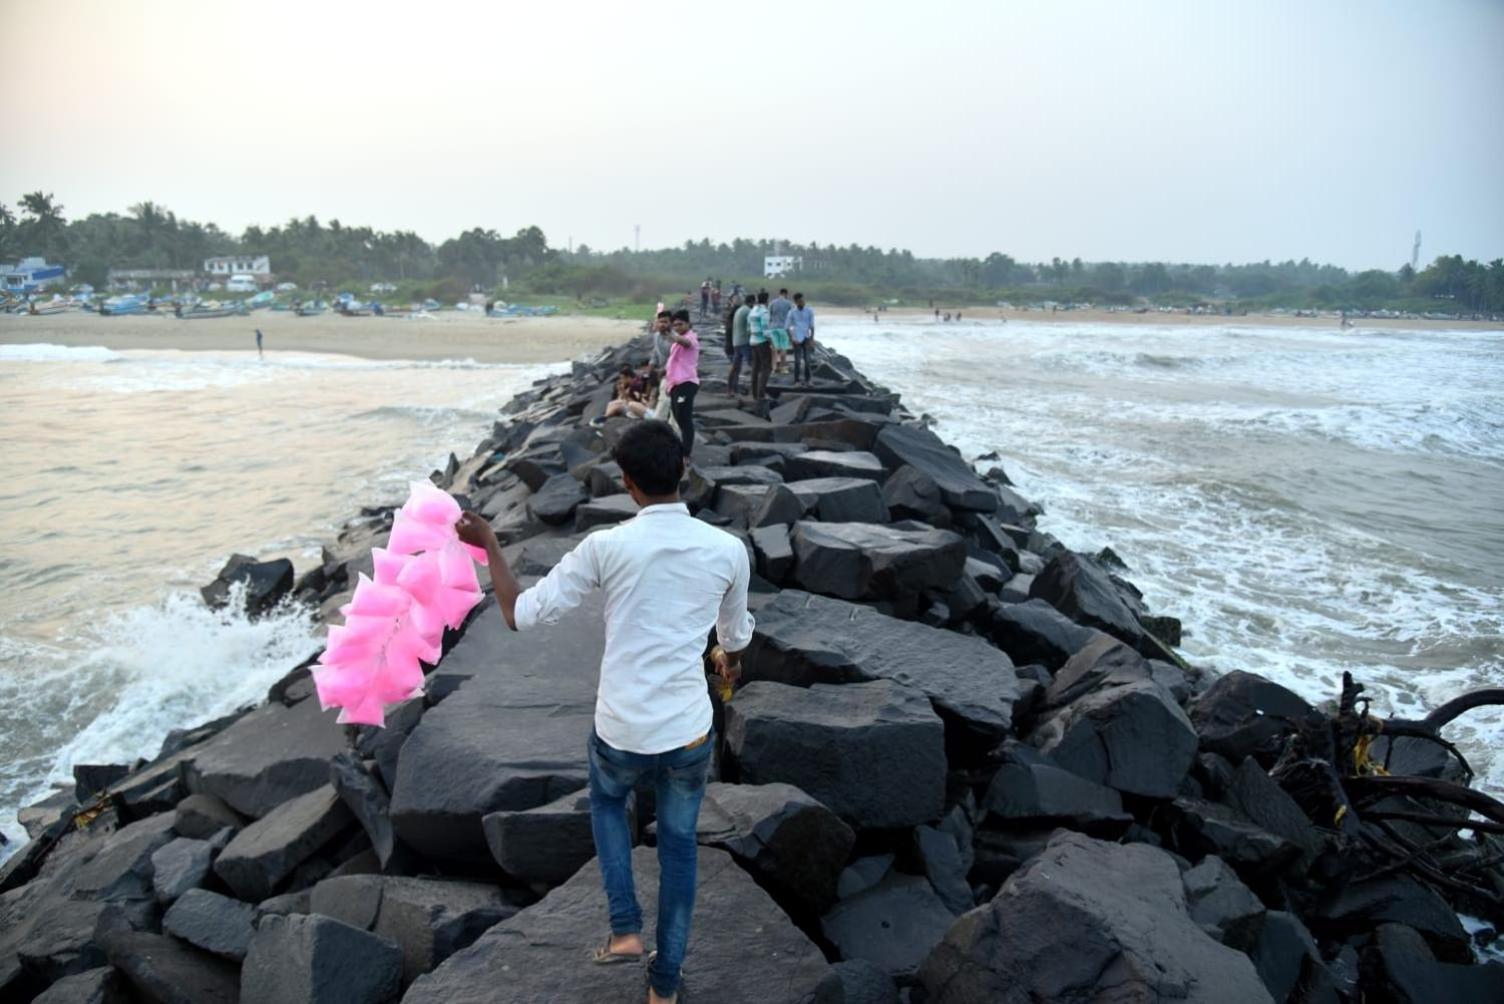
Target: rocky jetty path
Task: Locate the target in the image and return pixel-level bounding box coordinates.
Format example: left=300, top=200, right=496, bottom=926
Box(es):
left=4, top=321, right=1502, bottom=1003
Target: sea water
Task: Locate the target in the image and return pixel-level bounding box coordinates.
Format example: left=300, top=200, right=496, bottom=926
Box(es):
left=827, top=317, right=1504, bottom=795
left=0, top=344, right=559, bottom=857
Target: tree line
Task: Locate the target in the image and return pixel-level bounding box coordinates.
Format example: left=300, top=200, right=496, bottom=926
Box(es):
left=2, top=191, right=1500, bottom=314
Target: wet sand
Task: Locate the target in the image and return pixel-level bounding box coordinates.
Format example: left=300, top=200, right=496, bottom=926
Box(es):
left=0, top=311, right=643, bottom=363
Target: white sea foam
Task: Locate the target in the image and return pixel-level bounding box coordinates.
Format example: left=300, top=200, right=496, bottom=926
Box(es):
left=0, top=343, right=122, bottom=363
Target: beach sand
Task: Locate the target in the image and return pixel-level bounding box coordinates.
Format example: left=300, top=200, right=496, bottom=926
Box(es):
left=825, top=305, right=1504, bottom=331
left=0, top=311, right=643, bottom=363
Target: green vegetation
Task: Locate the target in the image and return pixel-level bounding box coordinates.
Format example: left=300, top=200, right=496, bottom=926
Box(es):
left=2, top=192, right=1499, bottom=316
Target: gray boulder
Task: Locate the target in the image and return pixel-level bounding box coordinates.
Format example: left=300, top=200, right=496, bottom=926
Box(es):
left=150, top=835, right=218, bottom=903
left=725, top=680, right=946, bottom=831
left=213, top=784, right=354, bottom=901
left=785, top=449, right=885, bottom=482
left=241, top=913, right=402, bottom=1004
left=31, top=967, right=127, bottom=1004
left=174, top=792, right=245, bottom=840
left=526, top=472, right=588, bottom=526
left=1182, top=856, right=1266, bottom=950
left=981, top=742, right=1131, bottom=830
left=310, top=874, right=517, bottom=988
left=872, top=424, right=998, bottom=511
left=70, top=813, right=178, bottom=913
left=1362, top=922, right=1504, bottom=1004
left=881, top=464, right=951, bottom=525
left=784, top=477, right=888, bottom=523
left=689, top=782, right=855, bottom=914
left=390, top=593, right=601, bottom=862
left=329, top=753, right=401, bottom=870
left=747, top=483, right=807, bottom=529
left=747, top=589, right=1026, bottom=746
left=163, top=888, right=256, bottom=960
left=404, top=846, right=831, bottom=1002
left=1044, top=633, right=1152, bottom=707
left=99, top=928, right=240, bottom=1004
left=482, top=789, right=605, bottom=886
left=184, top=696, right=346, bottom=818
left=790, top=521, right=966, bottom=601
left=1029, top=551, right=1147, bottom=650
left=1189, top=670, right=1315, bottom=764
left=201, top=553, right=295, bottom=618
left=573, top=493, right=639, bottom=531
left=822, top=872, right=959, bottom=979
left=816, top=960, right=900, bottom=1004
left=750, top=523, right=795, bottom=583
left=918, top=831, right=1273, bottom=1003
left=1030, top=678, right=1198, bottom=798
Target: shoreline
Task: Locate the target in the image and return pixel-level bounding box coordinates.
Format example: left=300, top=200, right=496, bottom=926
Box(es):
left=0, top=311, right=642, bottom=364
left=824, top=304, right=1504, bottom=331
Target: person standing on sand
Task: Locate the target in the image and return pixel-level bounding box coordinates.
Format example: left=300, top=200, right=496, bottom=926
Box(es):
left=748, top=291, right=773, bottom=400
left=787, top=292, right=815, bottom=385
left=660, top=309, right=701, bottom=457
left=455, top=420, right=751, bottom=1004
left=255, top=328, right=263, bottom=359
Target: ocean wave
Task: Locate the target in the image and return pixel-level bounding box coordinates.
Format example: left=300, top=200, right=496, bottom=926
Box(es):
left=0, top=343, right=122, bottom=363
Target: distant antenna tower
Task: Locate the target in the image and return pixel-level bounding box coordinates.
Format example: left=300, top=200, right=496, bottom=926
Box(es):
left=634, top=224, right=640, bottom=253
left=1411, top=230, right=1422, bottom=271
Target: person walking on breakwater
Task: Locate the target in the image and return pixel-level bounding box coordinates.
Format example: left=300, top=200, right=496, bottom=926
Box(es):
left=768, top=288, right=793, bottom=375
left=787, top=292, right=815, bottom=385
left=748, top=291, right=773, bottom=400
left=254, top=328, right=263, bottom=359
left=455, top=420, right=752, bottom=1004
left=661, top=308, right=701, bottom=457
left=726, top=291, right=753, bottom=396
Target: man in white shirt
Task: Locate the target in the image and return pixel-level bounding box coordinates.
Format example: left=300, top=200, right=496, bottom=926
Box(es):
left=457, top=420, right=752, bottom=1004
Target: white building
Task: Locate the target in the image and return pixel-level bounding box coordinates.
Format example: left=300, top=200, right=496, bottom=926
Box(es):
left=763, top=255, right=802, bottom=279
left=203, top=254, right=271, bottom=278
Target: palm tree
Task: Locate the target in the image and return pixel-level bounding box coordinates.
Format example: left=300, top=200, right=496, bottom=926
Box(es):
left=18, top=191, right=67, bottom=260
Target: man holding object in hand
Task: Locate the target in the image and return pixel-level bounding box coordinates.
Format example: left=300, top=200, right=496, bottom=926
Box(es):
left=456, top=419, right=753, bottom=1004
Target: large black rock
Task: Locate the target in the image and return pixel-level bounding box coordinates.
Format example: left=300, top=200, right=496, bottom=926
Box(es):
left=918, top=831, right=1273, bottom=1003
left=1189, top=670, right=1315, bottom=764
left=746, top=589, right=1026, bottom=746
left=980, top=742, right=1132, bottom=830
left=213, top=784, right=354, bottom=901
left=982, top=599, right=1100, bottom=671
left=785, top=449, right=885, bottom=482
left=689, top=782, right=855, bottom=915
left=403, top=846, right=832, bottom=1002
left=30, top=967, right=127, bottom=1004
left=1312, top=874, right=1469, bottom=962
left=822, top=872, right=959, bottom=979
left=482, top=789, right=606, bottom=886
left=1029, top=678, right=1198, bottom=798
left=1362, top=922, right=1504, bottom=1003
left=1029, top=551, right=1147, bottom=649
left=200, top=553, right=295, bottom=618
left=173, top=793, right=245, bottom=840
left=526, top=472, right=588, bottom=526
left=750, top=523, right=795, bottom=583
left=725, top=680, right=946, bottom=831
left=242, top=913, right=403, bottom=1004
left=1044, top=633, right=1153, bottom=707
left=784, top=477, right=888, bottom=523
left=881, top=464, right=951, bottom=526
left=390, top=594, right=602, bottom=863
left=99, top=928, right=241, bottom=1004
left=309, top=874, right=517, bottom=988
left=184, top=696, right=347, bottom=818
left=573, top=493, right=639, bottom=531
left=790, top=521, right=966, bottom=601
left=1182, top=855, right=1265, bottom=951
left=872, top=424, right=998, bottom=512
left=163, top=888, right=256, bottom=961
left=328, top=752, right=402, bottom=870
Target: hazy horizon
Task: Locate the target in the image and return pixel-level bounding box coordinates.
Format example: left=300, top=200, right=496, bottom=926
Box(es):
left=3, top=0, right=1500, bottom=270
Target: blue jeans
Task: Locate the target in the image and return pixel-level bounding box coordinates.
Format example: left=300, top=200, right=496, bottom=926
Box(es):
left=588, top=729, right=713, bottom=998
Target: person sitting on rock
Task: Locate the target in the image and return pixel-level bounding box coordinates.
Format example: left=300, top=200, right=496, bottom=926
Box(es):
left=455, top=420, right=752, bottom=1004
left=603, top=364, right=656, bottom=421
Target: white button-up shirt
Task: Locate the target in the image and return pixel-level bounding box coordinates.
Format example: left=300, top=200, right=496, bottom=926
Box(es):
left=514, top=502, right=755, bottom=754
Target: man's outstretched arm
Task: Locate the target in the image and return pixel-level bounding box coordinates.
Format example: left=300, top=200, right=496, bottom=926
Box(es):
left=456, top=512, right=522, bottom=630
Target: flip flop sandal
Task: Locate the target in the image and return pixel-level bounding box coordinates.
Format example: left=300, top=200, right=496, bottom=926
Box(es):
left=591, top=935, right=643, bottom=965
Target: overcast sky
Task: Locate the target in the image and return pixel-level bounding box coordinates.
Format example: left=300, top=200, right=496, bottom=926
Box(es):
left=4, top=0, right=1500, bottom=269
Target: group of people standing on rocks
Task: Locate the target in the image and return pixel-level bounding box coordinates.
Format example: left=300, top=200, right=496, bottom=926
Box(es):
left=726, top=287, right=816, bottom=397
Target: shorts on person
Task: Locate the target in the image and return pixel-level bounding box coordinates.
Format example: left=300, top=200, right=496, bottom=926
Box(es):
left=770, top=327, right=792, bottom=351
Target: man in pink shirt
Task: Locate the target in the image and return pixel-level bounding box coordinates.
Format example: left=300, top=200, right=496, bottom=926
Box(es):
left=660, top=308, right=700, bottom=457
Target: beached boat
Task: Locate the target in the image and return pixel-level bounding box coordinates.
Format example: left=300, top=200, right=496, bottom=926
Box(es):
left=295, top=303, right=328, bottom=316
left=246, top=292, right=275, bottom=310
left=100, top=295, right=149, bottom=316
left=178, top=306, right=248, bottom=319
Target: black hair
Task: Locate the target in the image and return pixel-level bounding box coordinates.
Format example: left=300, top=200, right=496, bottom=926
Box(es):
left=612, top=420, right=684, bottom=496
left=779, top=288, right=788, bottom=295
left=671, top=308, right=691, bottom=323
left=793, top=291, right=804, bottom=299
left=757, top=291, right=769, bottom=304
left=618, top=364, right=633, bottom=375
left=656, top=310, right=672, bottom=319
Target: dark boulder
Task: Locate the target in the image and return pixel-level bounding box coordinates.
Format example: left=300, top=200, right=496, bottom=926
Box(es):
left=1224, top=756, right=1326, bottom=871
left=31, top=967, right=128, bottom=1004
left=526, top=472, right=588, bottom=526
left=881, top=464, right=950, bottom=526
left=1247, top=910, right=1332, bottom=1004
left=329, top=753, right=403, bottom=871
left=688, top=782, right=855, bottom=915
left=241, top=913, right=402, bottom=1004
left=1312, top=874, right=1469, bottom=962
left=482, top=789, right=608, bottom=886
left=1189, top=671, right=1315, bottom=764
left=1165, top=798, right=1299, bottom=872
left=1044, top=633, right=1153, bottom=707
left=746, top=590, right=1026, bottom=747
left=73, top=764, right=133, bottom=803
left=785, top=449, right=885, bottom=482
left=174, top=793, right=246, bottom=840
left=982, top=599, right=1099, bottom=671
left=725, top=680, right=946, bottom=831
left=980, top=742, right=1131, bottom=830
left=390, top=594, right=601, bottom=863
left=1029, top=551, right=1147, bottom=650
left=184, top=696, right=347, bottom=819
left=697, top=464, right=784, bottom=487
left=714, top=483, right=775, bottom=526
left=790, top=521, right=966, bottom=601
left=200, top=553, right=295, bottom=618
left=748, top=483, right=808, bottom=528
left=1362, top=922, right=1504, bottom=1003
left=816, top=960, right=900, bottom=1004
left=573, top=493, right=639, bottom=531
left=309, top=874, right=517, bottom=988
left=1181, top=855, right=1267, bottom=950
left=213, top=784, right=354, bottom=901
left=404, top=846, right=831, bottom=1002
left=918, top=831, right=1272, bottom=1003
left=913, top=824, right=974, bottom=915
left=837, top=854, right=895, bottom=900
left=784, top=477, right=887, bottom=523
left=822, top=872, right=959, bottom=979
left=150, top=834, right=219, bottom=903
left=99, top=927, right=240, bottom=1004
left=872, top=424, right=997, bottom=512
left=750, top=523, right=795, bottom=583
left=1030, top=678, right=1198, bottom=798
left=162, top=888, right=256, bottom=960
